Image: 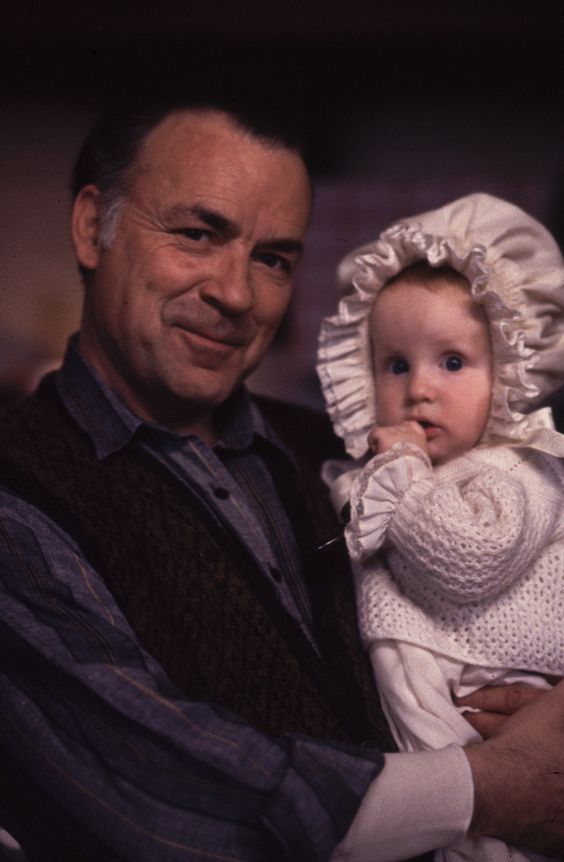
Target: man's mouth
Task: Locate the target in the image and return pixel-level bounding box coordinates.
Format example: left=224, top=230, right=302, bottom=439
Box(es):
left=173, top=322, right=254, bottom=349
left=165, top=303, right=257, bottom=350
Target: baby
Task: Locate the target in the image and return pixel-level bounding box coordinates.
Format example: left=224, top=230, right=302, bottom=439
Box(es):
left=317, top=193, right=564, bottom=862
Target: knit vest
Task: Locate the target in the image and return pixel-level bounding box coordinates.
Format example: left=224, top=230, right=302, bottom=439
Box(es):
left=0, top=376, right=395, bottom=750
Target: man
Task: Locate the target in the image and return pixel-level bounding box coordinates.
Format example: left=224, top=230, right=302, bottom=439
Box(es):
left=0, top=96, right=563, bottom=861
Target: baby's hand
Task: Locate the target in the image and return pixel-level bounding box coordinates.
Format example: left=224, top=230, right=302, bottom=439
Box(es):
left=367, top=421, right=428, bottom=456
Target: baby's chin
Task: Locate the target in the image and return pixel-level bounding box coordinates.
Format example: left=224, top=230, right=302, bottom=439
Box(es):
left=429, top=444, right=471, bottom=466
left=427, top=441, right=454, bottom=466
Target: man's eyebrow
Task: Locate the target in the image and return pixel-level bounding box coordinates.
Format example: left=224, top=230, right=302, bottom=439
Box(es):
left=164, top=204, right=236, bottom=235
left=164, top=204, right=304, bottom=255
left=256, top=237, right=304, bottom=256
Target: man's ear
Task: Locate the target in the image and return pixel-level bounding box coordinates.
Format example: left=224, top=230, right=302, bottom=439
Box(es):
left=71, top=185, right=103, bottom=271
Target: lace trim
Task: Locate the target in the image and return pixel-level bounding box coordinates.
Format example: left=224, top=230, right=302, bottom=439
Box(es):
left=346, top=442, right=432, bottom=561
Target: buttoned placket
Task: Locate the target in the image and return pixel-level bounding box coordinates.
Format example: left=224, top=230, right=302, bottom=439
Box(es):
left=57, top=343, right=318, bottom=649
left=143, top=433, right=318, bottom=649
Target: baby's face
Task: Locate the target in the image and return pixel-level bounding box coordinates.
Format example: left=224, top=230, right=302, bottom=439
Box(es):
left=370, top=279, right=493, bottom=465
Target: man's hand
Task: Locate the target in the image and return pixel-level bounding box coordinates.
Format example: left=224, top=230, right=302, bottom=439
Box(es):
left=367, top=421, right=428, bottom=456
left=464, top=679, right=564, bottom=854
left=455, top=683, right=550, bottom=737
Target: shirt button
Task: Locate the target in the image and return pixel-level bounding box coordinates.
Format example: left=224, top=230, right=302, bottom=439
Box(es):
left=270, top=566, right=283, bottom=582
left=212, top=486, right=230, bottom=500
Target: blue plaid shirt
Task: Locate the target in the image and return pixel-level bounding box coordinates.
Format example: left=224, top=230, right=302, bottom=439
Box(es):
left=0, top=341, right=383, bottom=861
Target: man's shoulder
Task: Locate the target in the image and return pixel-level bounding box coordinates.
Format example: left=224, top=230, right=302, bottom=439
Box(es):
left=0, top=374, right=64, bottom=428
left=0, top=375, right=77, bottom=463
left=253, top=394, right=346, bottom=461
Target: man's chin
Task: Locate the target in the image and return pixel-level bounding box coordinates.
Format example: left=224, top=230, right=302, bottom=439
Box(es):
left=164, top=373, right=245, bottom=412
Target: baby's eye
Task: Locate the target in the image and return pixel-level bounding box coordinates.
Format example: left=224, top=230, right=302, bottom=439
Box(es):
left=443, top=355, right=464, bottom=372
left=389, top=357, right=409, bottom=374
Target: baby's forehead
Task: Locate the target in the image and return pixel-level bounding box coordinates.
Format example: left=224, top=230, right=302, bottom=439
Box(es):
left=369, top=273, right=491, bottom=339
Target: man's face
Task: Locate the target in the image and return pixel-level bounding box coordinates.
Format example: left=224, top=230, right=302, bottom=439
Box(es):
left=74, top=110, right=311, bottom=439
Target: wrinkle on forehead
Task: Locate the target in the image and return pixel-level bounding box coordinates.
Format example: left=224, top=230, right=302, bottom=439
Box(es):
left=128, top=110, right=311, bottom=240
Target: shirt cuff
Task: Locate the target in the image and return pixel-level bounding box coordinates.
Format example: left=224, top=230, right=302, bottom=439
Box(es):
left=331, top=745, right=473, bottom=861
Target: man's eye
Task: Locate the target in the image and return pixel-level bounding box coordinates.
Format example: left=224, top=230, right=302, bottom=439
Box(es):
left=175, top=228, right=211, bottom=242
left=389, top=358, right=409, bottom=374
left=444, top=355, right=464, bottom=371
left=256, top=253, right=290, bottom=272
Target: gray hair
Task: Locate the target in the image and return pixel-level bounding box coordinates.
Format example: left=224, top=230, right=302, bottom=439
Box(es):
left=98, top=193, right=125, bottom=249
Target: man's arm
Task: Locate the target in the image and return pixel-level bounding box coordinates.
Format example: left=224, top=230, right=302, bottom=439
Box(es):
left=331, top=684, right=564, bottom=861
left=3, top=499, right=564, bottom=860
left=0, top=503, right=382, bottom=861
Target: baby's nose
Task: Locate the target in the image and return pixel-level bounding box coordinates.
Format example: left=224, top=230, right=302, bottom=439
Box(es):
left=407, top=369, right=435, bottom=402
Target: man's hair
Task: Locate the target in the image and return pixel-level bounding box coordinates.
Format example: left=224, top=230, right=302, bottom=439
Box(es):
left=72, top=87, right=308, bottom=283
left=72, top=92, right=307, bottom=201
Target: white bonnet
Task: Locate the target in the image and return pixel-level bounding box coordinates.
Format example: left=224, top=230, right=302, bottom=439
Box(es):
left=317, top=192, right=564, bottom=459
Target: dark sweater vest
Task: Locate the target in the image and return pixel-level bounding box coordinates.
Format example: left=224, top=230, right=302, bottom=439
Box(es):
left=0, top=376, right=396, bottom=751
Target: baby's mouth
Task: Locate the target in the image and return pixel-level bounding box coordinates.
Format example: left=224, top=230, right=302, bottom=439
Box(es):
left=413, top=419, right=441, bottom=440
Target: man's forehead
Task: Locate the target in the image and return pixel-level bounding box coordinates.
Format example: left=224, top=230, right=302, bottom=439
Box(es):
left=131, top=110, right=230, bottom=179
left=129, top=109, right=311, bottom=233
left=137, top=108, right=302, bottom=173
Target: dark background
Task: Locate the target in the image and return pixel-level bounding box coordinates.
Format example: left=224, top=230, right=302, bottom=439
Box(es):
left=1, top=0, right=563, bottom=406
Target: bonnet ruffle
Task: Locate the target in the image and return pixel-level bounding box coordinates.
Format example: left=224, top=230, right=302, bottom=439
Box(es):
left=317, top=193, right=564, bottom=459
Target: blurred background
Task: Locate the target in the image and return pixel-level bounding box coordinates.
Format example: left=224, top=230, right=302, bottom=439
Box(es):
left=1, top=0, right=563, bottom=408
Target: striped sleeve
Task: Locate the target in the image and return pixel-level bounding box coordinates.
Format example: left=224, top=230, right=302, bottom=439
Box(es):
left=0, top=498, right=383, bottom=861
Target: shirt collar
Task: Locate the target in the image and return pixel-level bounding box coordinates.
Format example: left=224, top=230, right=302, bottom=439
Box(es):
left=55, top=336, right=283, bottom=460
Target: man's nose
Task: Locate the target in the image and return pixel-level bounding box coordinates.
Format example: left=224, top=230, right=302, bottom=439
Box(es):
left=199, top=249, right=253, bottom=316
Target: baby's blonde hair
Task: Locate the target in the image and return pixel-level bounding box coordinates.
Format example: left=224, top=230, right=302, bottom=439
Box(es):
left=383, top=260, right=470, bottom=295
